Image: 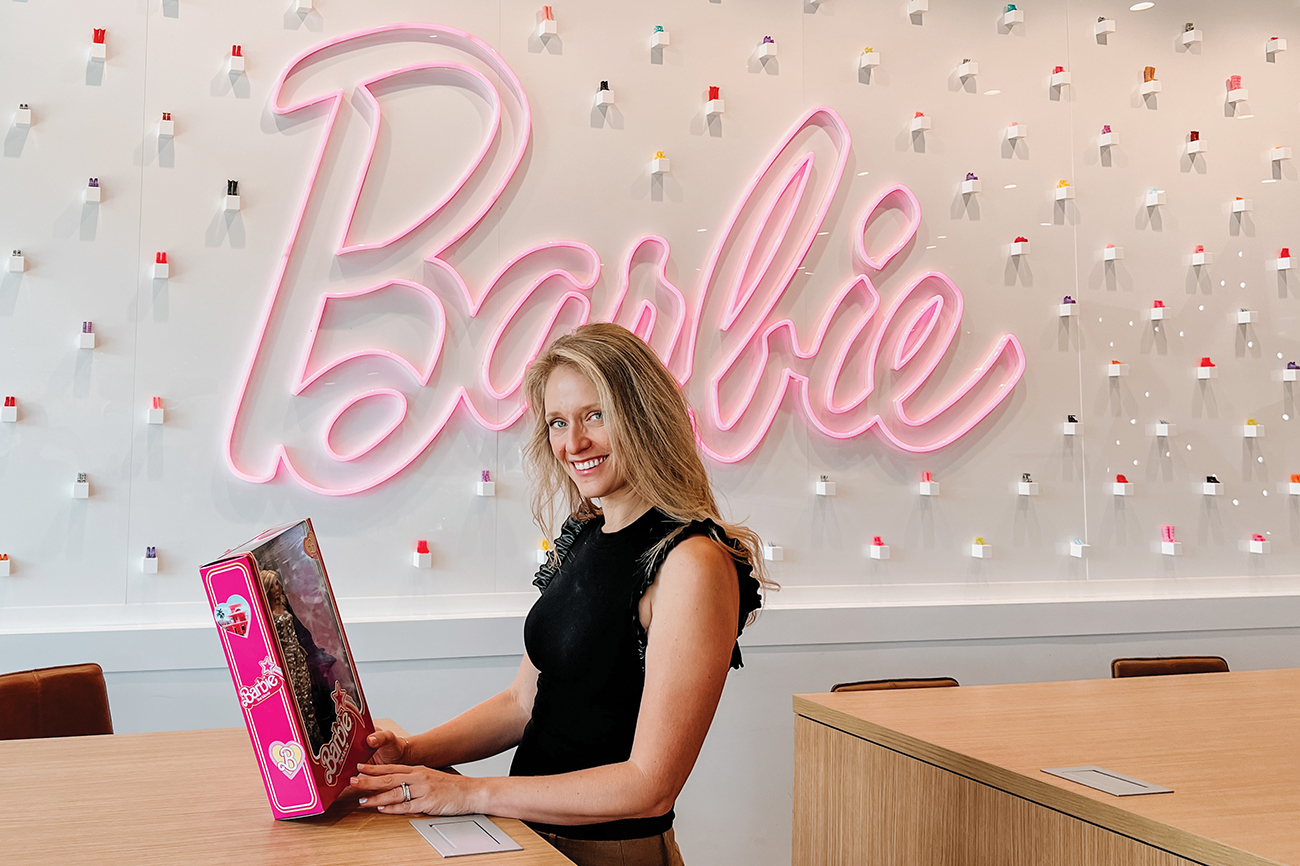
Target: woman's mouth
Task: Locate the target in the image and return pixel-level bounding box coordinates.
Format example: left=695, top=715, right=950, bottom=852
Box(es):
left=572, top=455, right=607, bottom=473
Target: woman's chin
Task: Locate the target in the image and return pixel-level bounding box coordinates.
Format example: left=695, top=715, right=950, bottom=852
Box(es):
left=575, top=481, right=610, bottom=500
left=570, top=474, right=614, bottom=501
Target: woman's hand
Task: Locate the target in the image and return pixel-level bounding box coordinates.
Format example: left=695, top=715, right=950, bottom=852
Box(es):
left=364, top=729, right=410, bottom=766
left=350, top=762, right=477, bottom=816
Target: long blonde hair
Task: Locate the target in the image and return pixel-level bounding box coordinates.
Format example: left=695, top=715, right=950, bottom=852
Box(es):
left=522, top=323, right=776, bottom=607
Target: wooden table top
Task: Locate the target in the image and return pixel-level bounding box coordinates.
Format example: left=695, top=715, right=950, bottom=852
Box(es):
left=795, top=668, right=1300, bottom=866
left=0, top=722, right=571, bottom=866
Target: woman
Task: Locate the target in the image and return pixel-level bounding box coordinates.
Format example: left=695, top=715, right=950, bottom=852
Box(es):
left=350, top=323, right=771, bottom=866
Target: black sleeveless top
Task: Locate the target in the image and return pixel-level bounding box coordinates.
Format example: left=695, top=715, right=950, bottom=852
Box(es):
left=509, top=507, right=762, bottom=841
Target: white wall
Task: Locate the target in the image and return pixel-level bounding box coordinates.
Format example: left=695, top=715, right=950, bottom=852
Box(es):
left=3, top=1, right=1300, bottom=863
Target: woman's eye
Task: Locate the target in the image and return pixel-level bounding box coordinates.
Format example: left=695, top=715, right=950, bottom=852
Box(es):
left=548, top=418, right=566, bottom=430
left=589, top=411, right=603, bottom=424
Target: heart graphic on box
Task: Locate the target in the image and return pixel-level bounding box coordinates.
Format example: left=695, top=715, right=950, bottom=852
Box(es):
left=269, top=740, right=305, bottom=779
left=214, top=594, right=251, bottom=637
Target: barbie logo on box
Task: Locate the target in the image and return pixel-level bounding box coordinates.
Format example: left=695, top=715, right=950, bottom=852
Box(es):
left=200, top=518, right=374, bottom=819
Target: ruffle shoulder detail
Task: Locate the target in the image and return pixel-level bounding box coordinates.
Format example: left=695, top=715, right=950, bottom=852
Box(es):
left=633, top=518, right=763, bottom=671
left=531, top=514, right=589, bottom=593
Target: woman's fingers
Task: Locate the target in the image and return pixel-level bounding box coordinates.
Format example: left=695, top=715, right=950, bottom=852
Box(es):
left=357, top=786, right=407, bottom=807
left=374, top=795, right=419, bottom=815
left=350, top=766, right=460, bottom=816
left=352, top=772, right=412, bottom=805
left=364, top=730, right=407, bottom=764
left=351, top=765, right=417, bottom=810
left=350, top=771, right=399, bottom=791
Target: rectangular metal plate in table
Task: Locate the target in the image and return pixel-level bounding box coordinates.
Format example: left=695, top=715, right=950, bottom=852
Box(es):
left=410, top=815, right=525, bottom=857
left=1042, top=765, right=1173, bottom=796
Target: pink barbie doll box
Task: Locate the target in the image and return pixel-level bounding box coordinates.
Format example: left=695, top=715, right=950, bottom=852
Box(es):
left=200, top=519, right=374, bottom=819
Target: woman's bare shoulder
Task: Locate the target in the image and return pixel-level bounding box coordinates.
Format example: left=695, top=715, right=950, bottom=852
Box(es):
left=657, top=534, right=738, bottom=589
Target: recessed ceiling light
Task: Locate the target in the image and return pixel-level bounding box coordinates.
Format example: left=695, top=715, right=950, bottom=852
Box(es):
left=857, top=171, right=870, bottom=176
left=983, top=90, right=1002, bottom=96
left=1262, top=178, right=1277, bottom=183
left=1004, top=183, right=1017, bottom=189
left=696, top=228, right=707, bottom=232
left=1129, top=2, right=1155, bottom=10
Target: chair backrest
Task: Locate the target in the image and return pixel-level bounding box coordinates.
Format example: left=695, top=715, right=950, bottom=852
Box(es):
left=0, top=663, right=114, bottom=740
left=1110, top=656, right=1230, bottom=679
left=830, top=676, right=960, bottom=693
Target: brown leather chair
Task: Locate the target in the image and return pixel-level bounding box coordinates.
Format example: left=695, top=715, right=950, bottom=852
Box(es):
left=0, top=663, right=114, bottom=740
left=831, top=676, right=959, bottom=693
left=1110, top=656, right=1229, bottom=679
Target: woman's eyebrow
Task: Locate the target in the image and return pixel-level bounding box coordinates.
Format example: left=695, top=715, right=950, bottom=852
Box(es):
left=547, top=403, right=602, bottom=416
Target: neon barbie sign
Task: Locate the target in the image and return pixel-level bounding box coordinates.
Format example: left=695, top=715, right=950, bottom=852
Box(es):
left=224, top=24, right=1025, bottom=496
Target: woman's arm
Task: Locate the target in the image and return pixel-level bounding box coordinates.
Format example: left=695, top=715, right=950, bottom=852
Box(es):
left=353, top=535, right=740, bottom=822
left=368, top=652, right=540, bottom=769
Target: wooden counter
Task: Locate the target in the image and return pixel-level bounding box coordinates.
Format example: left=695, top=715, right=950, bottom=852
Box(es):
left=0, top=722, right=571, bottom=866
left=793, top=668, right=1300, bottom=866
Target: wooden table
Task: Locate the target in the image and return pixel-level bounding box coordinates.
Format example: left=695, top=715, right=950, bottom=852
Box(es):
left=0, top=722, right=571, bottom=866
left=793, top=668, right=1300, bottom=866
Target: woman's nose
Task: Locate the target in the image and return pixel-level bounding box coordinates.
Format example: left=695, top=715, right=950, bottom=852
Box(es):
left=565, top=423, right=591, bottom=453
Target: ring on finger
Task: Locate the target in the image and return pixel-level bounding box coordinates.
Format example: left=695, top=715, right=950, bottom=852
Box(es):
left=401, top=782, right=412, bottom=802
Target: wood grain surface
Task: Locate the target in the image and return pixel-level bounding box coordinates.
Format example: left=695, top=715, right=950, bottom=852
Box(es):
left=0, top=722, right=572, bottom=866
left=793, top=715, right=1207, bottom=866
left=794, top=668, right=1300, bottom=866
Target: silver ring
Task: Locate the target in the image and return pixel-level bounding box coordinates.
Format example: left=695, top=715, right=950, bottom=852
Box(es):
left=401, top=782, right=412, bottom=802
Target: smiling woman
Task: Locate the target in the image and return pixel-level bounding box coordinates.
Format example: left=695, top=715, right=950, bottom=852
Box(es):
left=540, top=365, right=623, bottom=513
left=351, top=323, right=772, bottom=866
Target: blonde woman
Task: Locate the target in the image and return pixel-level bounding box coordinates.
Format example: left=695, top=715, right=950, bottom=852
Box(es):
left=351, top=323, right=771, bottom=866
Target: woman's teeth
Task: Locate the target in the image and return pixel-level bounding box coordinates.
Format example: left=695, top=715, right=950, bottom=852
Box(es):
left=573, top=456, right=606, bottom=471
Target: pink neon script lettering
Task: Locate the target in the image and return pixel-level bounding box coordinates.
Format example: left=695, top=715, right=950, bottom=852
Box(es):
left=224, top=24, right=1024, bottom=494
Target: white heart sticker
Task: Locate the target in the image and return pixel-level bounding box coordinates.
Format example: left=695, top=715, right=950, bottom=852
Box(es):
left=269, top=740, right=306, bottom=780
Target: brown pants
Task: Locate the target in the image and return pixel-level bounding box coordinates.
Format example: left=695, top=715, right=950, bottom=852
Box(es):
left=541, top=829, right=685, bottom=866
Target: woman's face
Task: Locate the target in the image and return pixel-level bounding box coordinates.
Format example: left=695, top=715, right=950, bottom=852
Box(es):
left=544, top=365, right=629, bottom=502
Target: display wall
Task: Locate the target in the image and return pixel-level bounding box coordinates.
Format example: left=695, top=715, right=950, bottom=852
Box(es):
left=2, top=2, right=1300, bottom=863
left=4, top=0, right=1300, bottom=620
left=5, top=1, right=1300, bottom=624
